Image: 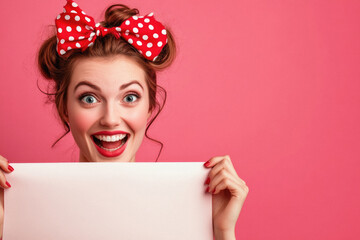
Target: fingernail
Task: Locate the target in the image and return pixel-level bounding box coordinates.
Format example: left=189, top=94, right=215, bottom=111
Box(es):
left=212, top=188, right=216, bottom=194
left=205, top=186, right=209, bottom=193
left=204, top=161, right=210, bottom=167
left=6, top=181, right=11, bottom=188
left=8, top=165, right=14, bottom=172
left=205, top=177, right=210, bottom=185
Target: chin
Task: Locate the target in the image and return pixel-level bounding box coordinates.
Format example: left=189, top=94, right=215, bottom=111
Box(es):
left=81, top=148, right=136, bottom=163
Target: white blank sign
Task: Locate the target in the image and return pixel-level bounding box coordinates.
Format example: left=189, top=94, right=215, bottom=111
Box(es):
left=4, top=162, right=212, bottom=240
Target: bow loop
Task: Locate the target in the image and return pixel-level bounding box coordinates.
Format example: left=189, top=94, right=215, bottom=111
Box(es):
left=56, top=0, right=98, bottom=54
left=118, top=13, right=168, bottom=60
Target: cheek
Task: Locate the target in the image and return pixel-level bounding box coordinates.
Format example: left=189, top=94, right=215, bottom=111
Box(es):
left=125, top=106, right=150, bottom=133
left=68, top=105, right=98, bottom=135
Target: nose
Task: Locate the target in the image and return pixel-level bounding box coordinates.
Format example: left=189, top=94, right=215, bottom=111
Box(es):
left=99, top=102, right=122, bottom=128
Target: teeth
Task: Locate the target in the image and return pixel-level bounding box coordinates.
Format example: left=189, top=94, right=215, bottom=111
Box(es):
left=94, top=134, right=127, bottom=142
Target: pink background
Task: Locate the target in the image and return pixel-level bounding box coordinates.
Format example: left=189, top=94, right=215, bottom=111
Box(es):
left=0, top=0, right=359, bottom=239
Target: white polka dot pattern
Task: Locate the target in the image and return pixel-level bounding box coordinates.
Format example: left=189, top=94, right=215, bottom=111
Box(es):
left=55, top=0, right=167, bottom=61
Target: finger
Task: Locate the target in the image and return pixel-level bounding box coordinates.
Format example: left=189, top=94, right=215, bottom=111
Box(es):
left=0, top=155, right=14, bottom=173
left=212, top=176, right=248, bottom=198
left=0, top=171, right=11, bottom=189
left=207, top=168, right=240, bottom=193
left=205, top=156, right=240, bottom=184
left=204, top=155, right=235, bottom=173
left=204, top=155, right=229, bottom=168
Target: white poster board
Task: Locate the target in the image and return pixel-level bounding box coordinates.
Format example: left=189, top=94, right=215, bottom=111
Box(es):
left=3, top=162, right=212, bottom=240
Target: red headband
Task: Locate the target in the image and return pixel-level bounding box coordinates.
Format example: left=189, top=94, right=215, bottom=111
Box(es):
left=55, top=0, right=168, bottom=61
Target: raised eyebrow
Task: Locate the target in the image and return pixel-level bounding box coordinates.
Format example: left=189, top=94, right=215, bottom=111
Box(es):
left=74, top=81, right=100, bottom=92
left=120, top=80, right=144, bottom=91
left=74, top=80, right=144, bottom=92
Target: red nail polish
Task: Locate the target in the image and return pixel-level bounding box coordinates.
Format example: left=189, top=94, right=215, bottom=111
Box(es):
left=8, top=165, right=14, bottom=172
left=212, top=188, right=216, bottom=194
left=205, top=186, right=209, bottom=193
left=205, top=177, right=210, bottom=185
left=6, top=181, right=11, bottom=188
left=204, top=161, right=210, bottom=167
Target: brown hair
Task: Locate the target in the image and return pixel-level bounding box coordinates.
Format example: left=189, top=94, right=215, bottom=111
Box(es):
left=38, top=4, right=176, bottom=161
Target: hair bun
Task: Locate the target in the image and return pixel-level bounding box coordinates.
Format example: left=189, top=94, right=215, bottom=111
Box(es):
left=103, top=4, right=139, bottom=27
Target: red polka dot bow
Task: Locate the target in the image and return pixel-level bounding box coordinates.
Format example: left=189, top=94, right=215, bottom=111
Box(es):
left=55, top=0, right=168, bottom=61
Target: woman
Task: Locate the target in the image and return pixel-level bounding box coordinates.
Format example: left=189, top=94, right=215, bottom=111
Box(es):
left=0, top=0, right=248, bottom=239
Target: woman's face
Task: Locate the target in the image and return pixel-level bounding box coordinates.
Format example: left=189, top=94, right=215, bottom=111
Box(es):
left=66, top=55, right=151, bottom=162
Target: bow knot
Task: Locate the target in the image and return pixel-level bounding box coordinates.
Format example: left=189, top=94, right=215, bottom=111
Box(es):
left=96, top=25, right=120, bottom=39
left=56, top=0, right=167, bottom=61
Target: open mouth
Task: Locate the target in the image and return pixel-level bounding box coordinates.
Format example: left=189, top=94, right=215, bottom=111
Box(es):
left=92, top=133, right=129, bottom=153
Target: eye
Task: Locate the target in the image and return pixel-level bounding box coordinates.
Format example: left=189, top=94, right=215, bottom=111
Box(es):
left=123, top=94, right=139, bottom=103
left=80, top=95, right=98, bottom=104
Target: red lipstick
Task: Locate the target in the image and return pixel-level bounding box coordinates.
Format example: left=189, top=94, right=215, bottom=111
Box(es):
left=93, top=131, right=129, bottom=135
left=91, top=131, right=129, bottom=158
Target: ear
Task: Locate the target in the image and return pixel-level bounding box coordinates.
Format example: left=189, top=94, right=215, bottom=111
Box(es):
left=62, top=108, right=70, bottom=125
left=147, top=109, right=153, bottom=122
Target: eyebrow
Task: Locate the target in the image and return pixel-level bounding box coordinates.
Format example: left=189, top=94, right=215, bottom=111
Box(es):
left=120, top=80, right=144, bottom=91
left=74, top=80, right=144, bottom=92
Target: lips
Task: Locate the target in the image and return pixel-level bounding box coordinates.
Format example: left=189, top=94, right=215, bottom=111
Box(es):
left=91, top=131, right=129, bottom=157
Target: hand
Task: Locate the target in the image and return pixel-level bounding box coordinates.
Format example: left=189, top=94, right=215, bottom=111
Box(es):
left=204, top=155, right=249, bottom=240
left=0, top=155, right=14, bottom=238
